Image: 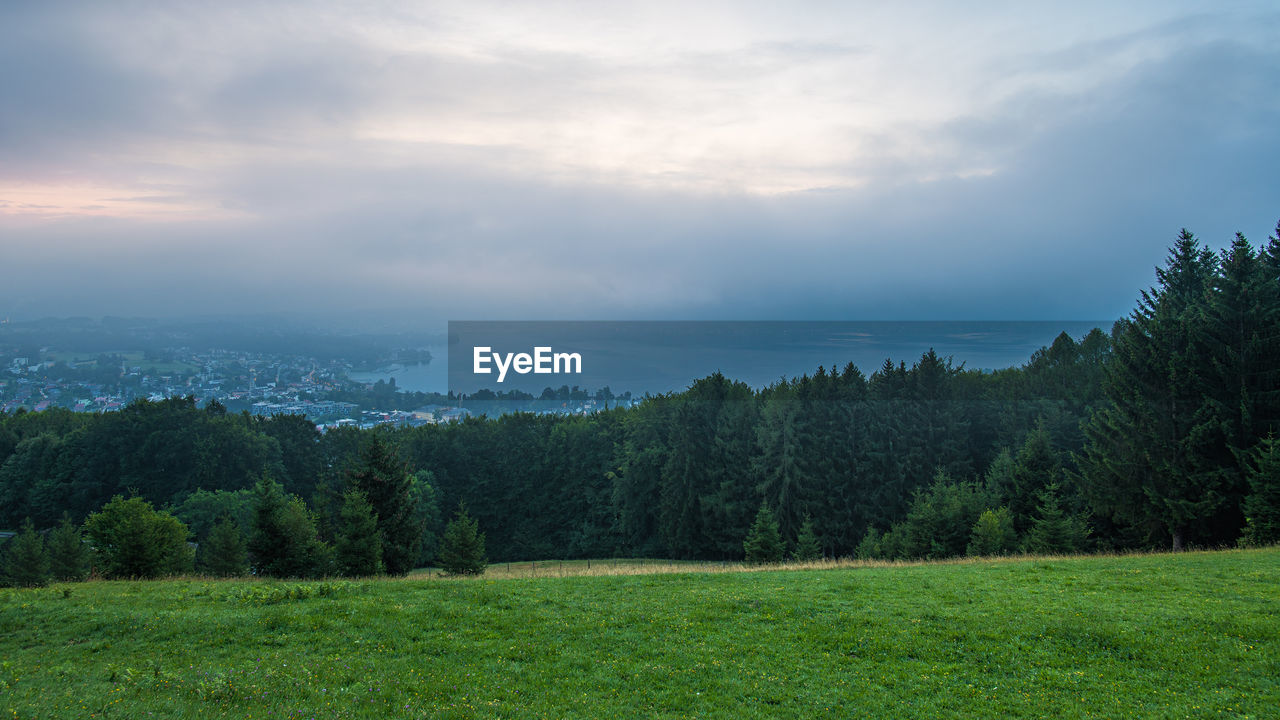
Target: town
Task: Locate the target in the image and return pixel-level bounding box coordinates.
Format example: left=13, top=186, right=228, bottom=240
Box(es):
left=0, top=339, right=634, bottom=428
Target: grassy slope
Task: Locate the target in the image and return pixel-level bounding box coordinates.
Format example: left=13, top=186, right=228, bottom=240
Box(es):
left=1, top=549, right=1277, bottom=719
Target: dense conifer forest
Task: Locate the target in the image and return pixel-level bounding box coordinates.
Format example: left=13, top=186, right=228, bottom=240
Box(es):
left=1, top=225, right=1278, bottom=578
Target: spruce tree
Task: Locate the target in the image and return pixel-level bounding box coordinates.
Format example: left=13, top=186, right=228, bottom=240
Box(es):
left=742, top=502, right=784, bottom=563
left=885, top=472, right=997, bottom=560
left=1241, top=435, right=1280, bottom=546
left=1078, top=230, right=1223, bottom=550
left=248, top=474, right=288, bottom=573
left=854, top=528, right=883, bottom=560
left=438, top=503, right=486, bottom=575
left=335, top=489, right=384, bottom=577
left=1257, top=223, right=1280, bottom=438
left=347, top=435, right=422, bottom=575
left=905, top=349, right=971, bottom=484
left=202, top=515, right=248, bottom=577
left=83, top=496, right=194, bottom=579
left=1024, top=483, right=1090, bottom=555
left=792, top=515, right=822, bottom=561
left=3, top=518, right=50, bottom=587
left=1200, top=233, right=1275, bottom=539
left=659, top=373, right=755, bottom=559
left=249, top=475, right=325, bottom=578
left=1005, top=423, right=1061, bottom=534
left=47, top=512, right=90, bottom=581
left=967, top=507, right=1018, bottom=557
left=753, top=386, right=808, bottom=546
left=410, top=470, right=443, bottom=566
left=1205, top=235, right=1265, bottom=460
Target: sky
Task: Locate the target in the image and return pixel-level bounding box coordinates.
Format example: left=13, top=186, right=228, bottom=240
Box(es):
left=2, top=1, right=1278, bottom=327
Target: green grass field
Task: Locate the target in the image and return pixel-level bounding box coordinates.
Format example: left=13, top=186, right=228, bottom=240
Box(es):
left=2, top=549, right=1277, bottom=719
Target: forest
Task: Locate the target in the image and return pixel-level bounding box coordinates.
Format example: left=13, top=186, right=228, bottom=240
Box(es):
left=1, top=226, right=1278, bottom=580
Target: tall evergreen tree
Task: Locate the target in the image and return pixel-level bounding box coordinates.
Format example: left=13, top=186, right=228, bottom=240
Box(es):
left=702, top=380, right=760, bottom=557
left=47, top=512, right=90, bottom=581
left=3, top=518, right=50, bottom=587
left=865, top=360, right=913, bottom=529
left=248, top=475, right=326, bottom=578
left=410, top=470, right=443, bottom=567
left=611, top=395, right=674, bottom=558
left=992, top=423, right=1061, bottom=535
left=818, top=362, right=873, bottom=553
left=334, top=489, right=383, bottom=577
left=347, top=435, right=421, bottom=575
left=906, top=350, right=972, bottom=485
left=1200, top=233, right=1276, bottom=537
left=1240, top=434, right=1280, bottom=546
left=659, top=373, right=752, bottom=559
left=248, top=474, right=287, bottom=572
left=754, top=385, right=808, bottom=543
left=1079, top=230, right=1223, bottom=550
left=1206, top=235, right=1264, bottom=453
left=1250, top=222, right=1280, bottom=441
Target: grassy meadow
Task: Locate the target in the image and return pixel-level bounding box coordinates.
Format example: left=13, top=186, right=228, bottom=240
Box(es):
left=1, top=549, right=1277, bottom=719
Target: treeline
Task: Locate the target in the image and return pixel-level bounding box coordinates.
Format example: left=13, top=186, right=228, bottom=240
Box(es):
left=0, top=439, right=487, bottom=586
left=2, top=225, right=1279, bottom=574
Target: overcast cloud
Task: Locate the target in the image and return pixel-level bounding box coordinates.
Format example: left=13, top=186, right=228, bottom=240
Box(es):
left=2, top=1, right=1278, bottom=326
